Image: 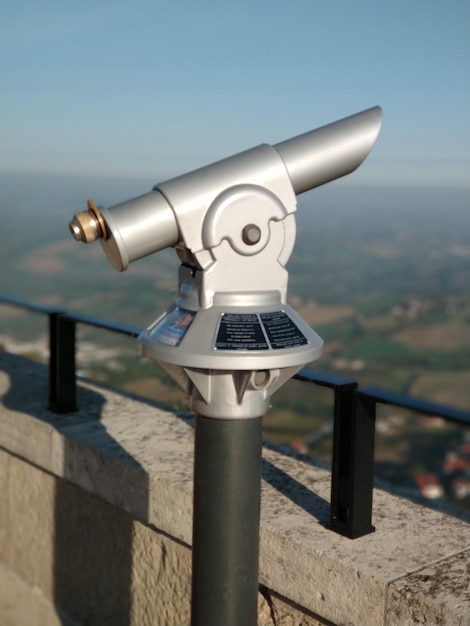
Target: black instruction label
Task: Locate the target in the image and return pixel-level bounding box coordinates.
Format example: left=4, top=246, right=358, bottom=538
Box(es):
left=260, top=311, right=308, bottom=349
left=215, top=311, right=308, bottom=351
left=215, top=313, right=269, bottom=351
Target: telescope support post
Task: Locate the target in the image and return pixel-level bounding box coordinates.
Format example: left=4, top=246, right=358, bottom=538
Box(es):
left=191, top=414, right=263, bottom=626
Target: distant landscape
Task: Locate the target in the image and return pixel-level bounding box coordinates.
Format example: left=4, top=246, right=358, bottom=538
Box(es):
left=1, top=171, right=469, bottom=513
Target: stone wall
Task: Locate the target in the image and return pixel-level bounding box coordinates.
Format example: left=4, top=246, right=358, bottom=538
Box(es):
left=0, top=351, right=469, bottom=625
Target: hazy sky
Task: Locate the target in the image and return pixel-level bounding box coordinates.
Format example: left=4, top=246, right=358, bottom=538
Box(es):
left=1, top=1, right=469, bottom=189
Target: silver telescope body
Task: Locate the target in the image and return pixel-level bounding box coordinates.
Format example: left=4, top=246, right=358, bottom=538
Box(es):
left=69, top=106, right=382, bottom=270
left=68, top=106, right=383, bottom=413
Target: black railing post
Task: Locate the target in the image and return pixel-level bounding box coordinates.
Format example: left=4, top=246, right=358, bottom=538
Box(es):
left=329, top=384, right=356, bottom=534
left=329, top=389, right=376, bottom=538
left=48, top=312, right=77, bottom=413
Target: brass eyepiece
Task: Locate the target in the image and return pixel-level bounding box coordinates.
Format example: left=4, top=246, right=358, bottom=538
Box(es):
left=68, top=200, right=107, bottom=243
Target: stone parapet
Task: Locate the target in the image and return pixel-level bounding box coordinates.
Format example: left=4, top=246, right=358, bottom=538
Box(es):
left=0, top=351, right=469, bottom=625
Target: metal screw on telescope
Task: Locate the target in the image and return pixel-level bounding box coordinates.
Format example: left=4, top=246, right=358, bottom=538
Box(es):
left=242, top=224, right=262, bottom=245
left=68, top=106, right=382, bottom=626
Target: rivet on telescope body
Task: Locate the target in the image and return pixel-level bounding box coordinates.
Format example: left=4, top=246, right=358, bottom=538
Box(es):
left=242, top=224, right=262, bottom=245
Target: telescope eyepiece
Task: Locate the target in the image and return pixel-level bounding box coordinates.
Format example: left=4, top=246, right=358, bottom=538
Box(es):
left=68, top=200, right=107, bottom=244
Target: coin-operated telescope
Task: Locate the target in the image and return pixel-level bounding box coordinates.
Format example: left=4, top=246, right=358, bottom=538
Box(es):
left=69, top=106, right=382, bottom=626
left=69, top=106, right=382, bottom=419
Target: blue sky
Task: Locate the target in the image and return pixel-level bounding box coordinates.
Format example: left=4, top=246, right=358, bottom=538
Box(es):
left=1, top=0, right=469, bottom=188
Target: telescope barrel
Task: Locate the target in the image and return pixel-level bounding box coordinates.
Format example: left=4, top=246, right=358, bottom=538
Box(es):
left=274, top=106, right=383, bottom=194
left=69, top=107, right=382, bottom=271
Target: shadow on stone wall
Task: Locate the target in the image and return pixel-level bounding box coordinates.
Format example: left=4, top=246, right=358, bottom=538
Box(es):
left=261, top=457, right=330, bottom=526
left=0, top=352, right=149, bottom=626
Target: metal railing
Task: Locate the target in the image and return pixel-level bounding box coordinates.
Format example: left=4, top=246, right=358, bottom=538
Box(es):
left=1, top=294, right=469, bottom=539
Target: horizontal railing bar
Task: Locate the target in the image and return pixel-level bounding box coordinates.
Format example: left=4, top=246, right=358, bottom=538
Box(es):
left=1, top=294, right=469, bottom=427
left=294, top=367, right=357, bottom=390
left=2, top=293, right=469, bottom=539
left=0, top=295, right=143, bottom=338
left=360, top=386, right=470, bottom=427
left=61, top=312, right=143, bottom=338
left=0, top=294, right=59, bottom=315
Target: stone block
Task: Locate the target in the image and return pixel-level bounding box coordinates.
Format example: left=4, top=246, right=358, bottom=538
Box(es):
left=386, top=549, right=470, bottom=626
left=130, top=521, right=191, bottom=626
left=3, top=453, right=55, bottom=597
left=0, top=563, right=77, bottom=626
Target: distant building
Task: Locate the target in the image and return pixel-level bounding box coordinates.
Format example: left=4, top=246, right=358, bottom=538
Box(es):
left=415, top=473, right=444, bottom=499
left=290, top=439, right=309, bottom=455
left=450, top=477, right=470, bottom=500
left=444, top=444, right=470, bottom=474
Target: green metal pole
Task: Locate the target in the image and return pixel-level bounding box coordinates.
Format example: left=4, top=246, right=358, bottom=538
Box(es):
left=191, top=415, right=263, bottom=626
